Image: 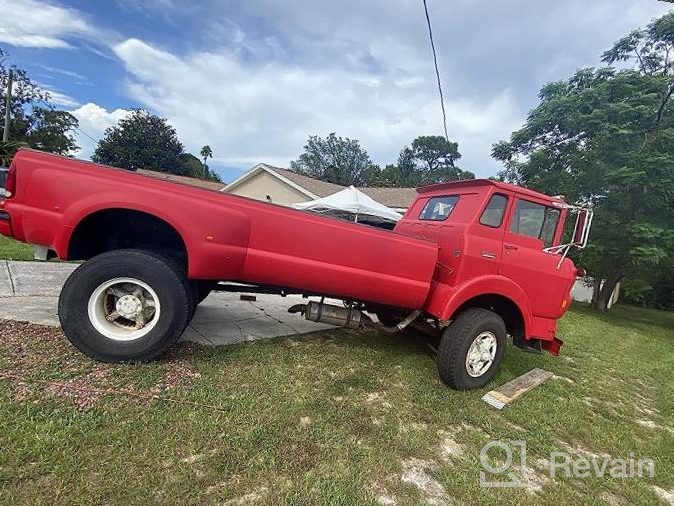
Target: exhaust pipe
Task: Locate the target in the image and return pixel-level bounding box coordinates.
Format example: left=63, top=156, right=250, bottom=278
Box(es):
left=304, top=301, right=370, bottom=329
left=288, top=301, right=420, bottom=333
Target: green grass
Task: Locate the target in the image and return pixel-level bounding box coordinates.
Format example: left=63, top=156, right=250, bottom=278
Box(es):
left=0, top=235, right=33, bottom=260
left=0, top=304, right=673, bottom=505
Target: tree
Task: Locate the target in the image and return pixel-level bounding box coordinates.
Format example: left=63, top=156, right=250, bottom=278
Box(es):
left=93, top=109, right=185, bottom=173
left=200, top=145, right=212, bottom=169
left=0, top=47, right=79, bottom=158
left=24, top=108, right=79, bottom=154
left=492, top=13, right=674, bottom=310
left=0, top=140, right=26, bottom=166
left=380, top=136, right=474, bottom=187
left=290, top=133, right=380, bottom=186
left=178, top=153, right=207, bottom=177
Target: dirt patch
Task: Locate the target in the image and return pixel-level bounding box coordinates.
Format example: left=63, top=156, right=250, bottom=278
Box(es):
left=371, top=482, right=397, bottom=505
left=400, top=458, right=451, bottom=505
left=506, top=422, right=526, bottom=432
left=364, top=391, right=392, bottom=409
left=652, top=486, right=674, bottom=505
left=513, top=464, right=549, bottom=495
left=399, top=422, right=428, bottom=433
left=557, top=440, right=612, bottom=461
left=437, top=427, right=465, bottom=460
left=637, top=420, right=674, bottom=434
left=600, top=491, right=627, bottom=506
left=222, top=487, right=269, bottom=505
left=0, top=320, right=201, bottom=411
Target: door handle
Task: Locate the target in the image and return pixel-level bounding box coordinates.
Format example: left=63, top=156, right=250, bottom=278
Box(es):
left=481, top=251, right=497, bottom=259
left=504, top=244, right=518, bottom=251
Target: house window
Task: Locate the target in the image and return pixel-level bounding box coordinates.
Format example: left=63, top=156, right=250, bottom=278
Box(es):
left=480, top=194, right=508, bottom=228
left=418, top=196, right=459, bottom=221
left=509, top=199, right=560, bottom=247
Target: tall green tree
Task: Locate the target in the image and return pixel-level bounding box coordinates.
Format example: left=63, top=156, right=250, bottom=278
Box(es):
left=0, top=47, right=79, bottom=159
left=380, top=135, right=474, bottom=187
left=493, top=13, right=674, bottom=310
left=200, top=145, right=212, bottom=169
left=93, top=109, right=185, bottom=173
left=290, top=133, right=380, bottom=186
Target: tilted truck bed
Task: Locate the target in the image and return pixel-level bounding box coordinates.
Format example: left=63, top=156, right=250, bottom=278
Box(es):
left=0, top=150, right=439, bottom=308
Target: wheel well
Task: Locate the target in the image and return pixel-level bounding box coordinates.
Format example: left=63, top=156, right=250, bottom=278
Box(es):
left=453, top=294, right=525, bottom=342
left=68, top=209, right=188, bottom=269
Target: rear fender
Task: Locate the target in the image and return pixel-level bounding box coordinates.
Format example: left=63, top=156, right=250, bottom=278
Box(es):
left=54, top=194, right=252, bottom=279
left=425, top=275, right=533, bottom=336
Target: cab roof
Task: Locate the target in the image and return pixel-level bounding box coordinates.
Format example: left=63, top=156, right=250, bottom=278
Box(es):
left=417, top=179, right=565, bottom=204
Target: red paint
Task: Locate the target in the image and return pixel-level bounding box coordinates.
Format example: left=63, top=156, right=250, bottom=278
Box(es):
left=1, top=150, right=579, bottom=348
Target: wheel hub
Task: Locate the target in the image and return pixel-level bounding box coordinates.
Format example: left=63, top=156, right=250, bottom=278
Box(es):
left=88, top=278, right=161, bottom=342
left=116, top=294, right=143, bottom=319
left=465, top=331, right=498, bottom=378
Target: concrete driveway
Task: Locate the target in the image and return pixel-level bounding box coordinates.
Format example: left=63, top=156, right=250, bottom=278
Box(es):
left=0, top=260, right=332, bottom=345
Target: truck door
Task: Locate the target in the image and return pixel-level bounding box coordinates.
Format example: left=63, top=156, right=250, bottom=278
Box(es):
left=498, top=197, right=567, bottom=317
left=461, top=193, right=510, bottom=277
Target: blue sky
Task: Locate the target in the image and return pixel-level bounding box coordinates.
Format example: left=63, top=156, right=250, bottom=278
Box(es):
left=0, top=0, right=671, bottom=182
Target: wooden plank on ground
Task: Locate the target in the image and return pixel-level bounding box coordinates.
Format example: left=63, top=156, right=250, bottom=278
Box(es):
left=482, top=368, right=553, bottom=410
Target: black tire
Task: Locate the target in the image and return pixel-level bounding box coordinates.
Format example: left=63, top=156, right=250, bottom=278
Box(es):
left=141, top=250, right=196, bottom=324
left=194, top=281, right=212, bottom=305
left=437, top=308, right=506, bottom=390
left=58, top=249, right=191, bottom=362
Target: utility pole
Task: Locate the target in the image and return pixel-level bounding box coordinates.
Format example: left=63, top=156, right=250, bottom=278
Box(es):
left=2, top=69, right=13, bottom=142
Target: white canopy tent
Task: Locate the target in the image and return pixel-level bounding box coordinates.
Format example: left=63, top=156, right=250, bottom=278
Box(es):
left=292, top=186, right=403, bottom=225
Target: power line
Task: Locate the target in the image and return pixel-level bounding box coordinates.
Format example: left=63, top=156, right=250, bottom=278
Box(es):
left=43, top=101, right=98, bottom=144
left=74, top=126, right=98, bottom=143
left=422, top=0, right=449, bottom=143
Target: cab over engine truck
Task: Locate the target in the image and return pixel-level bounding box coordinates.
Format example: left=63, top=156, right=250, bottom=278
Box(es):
left=0, top=150, right=592, bottom=390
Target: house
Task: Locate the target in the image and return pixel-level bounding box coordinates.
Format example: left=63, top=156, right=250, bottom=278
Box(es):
left=223, top=163, right=417, bottom=212
left=137, top=169, right=226, bottom=192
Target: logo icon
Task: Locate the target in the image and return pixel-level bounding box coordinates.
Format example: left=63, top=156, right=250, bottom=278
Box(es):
left=479, top=440, right=527, bottom=488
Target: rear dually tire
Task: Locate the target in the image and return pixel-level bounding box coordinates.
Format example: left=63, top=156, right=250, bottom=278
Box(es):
left=58, top=249, right=191, bottom=362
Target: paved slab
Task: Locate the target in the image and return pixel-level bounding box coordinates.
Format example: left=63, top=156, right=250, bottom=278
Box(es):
left=0, top=261, right=12, bottom=297
left=0, top=296, right=64, bottom=326
left=7, top=261, right=78, bottom=296
left=0, top=261, right=332, bottom=345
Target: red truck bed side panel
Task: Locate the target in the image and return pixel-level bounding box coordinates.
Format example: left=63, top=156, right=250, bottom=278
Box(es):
left=2, top=151, right=438, bottom=309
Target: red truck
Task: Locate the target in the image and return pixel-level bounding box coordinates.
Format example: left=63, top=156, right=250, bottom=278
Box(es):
left=0, top=150, right=592, bottom=389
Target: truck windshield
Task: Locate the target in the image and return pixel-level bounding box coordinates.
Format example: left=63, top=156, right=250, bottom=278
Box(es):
left=510, top=199, right=560, bottom=247
left=419, top=196, right=459, bottom=221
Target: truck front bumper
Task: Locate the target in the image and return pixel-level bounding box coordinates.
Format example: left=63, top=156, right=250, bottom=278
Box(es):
left=542, top=336, right=564, bottom=356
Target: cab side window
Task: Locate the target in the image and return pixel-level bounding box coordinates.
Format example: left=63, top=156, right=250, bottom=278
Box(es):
left=479, top=194, right=508, bottom=228
left=509, top=199, right=560, bottom=247
left=419, top=196, right=459, bottom=221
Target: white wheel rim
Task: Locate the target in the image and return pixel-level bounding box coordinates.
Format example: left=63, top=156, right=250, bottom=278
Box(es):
left=465, top=331, right=497, bottom=378
left=87, top=277, right=161, bottom=341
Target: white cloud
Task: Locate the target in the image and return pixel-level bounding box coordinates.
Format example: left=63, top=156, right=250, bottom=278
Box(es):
left=0, top=0, right=96, bottom=48
left=69, top=103, right=131, bottom=159
left=11, top=0, right=667, bottom=180
left=112, top=38, right=520, bottom=176
left=38, top=87, right=80, bottom=108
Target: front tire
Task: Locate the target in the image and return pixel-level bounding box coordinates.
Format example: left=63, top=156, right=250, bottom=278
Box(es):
left=58, top=249, right=191, bottom=362
left=437, top=308, right=506, bottom=390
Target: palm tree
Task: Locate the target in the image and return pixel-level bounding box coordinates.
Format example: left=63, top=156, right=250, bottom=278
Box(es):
left=200, top=145, right=212, bottom=171
left=0, top=140, right=26, bottom=166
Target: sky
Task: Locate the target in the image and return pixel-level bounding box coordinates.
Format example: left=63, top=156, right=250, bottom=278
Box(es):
left=0, top=0, right=671, bottom=182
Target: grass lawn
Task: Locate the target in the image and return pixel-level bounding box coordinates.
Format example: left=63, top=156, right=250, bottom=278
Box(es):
left=0, top=304, right=673, bottom=505
left=0, top=235, right=33, bottom=261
